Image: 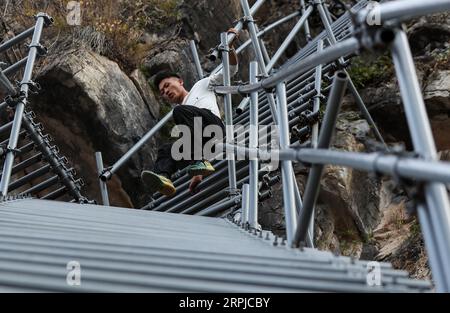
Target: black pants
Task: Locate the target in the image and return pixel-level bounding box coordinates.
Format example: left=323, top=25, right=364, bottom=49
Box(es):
left=154, top=105, right=224, bottom=178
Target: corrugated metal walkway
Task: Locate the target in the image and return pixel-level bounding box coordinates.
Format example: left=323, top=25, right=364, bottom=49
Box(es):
left=0, top=199, right=431, bottom=292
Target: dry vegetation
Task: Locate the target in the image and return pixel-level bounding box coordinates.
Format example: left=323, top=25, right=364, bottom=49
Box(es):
left=0, top=0, right=181, bottom=70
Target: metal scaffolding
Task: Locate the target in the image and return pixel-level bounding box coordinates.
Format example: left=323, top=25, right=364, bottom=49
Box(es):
left=95, top=0, right=450, bottom=291
left=0, top=13, right=88, bottom=203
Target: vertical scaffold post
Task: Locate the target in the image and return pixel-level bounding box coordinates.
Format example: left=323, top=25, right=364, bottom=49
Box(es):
left=240, top=0, right=279, bottom=124
left=300, top=0, right=312, bottom=41
left=221, top=33, right=238, bottom=195
left=276, top=82, right=298, bottom=246
left=391, top=29, right=450, bottom=292
left=293, top=71, right=348, bottom=247
left=241, top=183, right=250, bottom=226
left=95, top=152, right=110, bottom=206
left=248, top=61, right=259, bottom=229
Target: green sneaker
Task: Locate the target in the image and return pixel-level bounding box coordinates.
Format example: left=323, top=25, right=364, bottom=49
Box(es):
left=187, top=160, right=215, bottom=178
left=141, top=170, right=176, bottom=197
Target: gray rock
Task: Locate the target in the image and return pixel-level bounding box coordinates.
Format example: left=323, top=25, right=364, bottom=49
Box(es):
left=424, top=70, right=450, bottom=113
left=407, top=13, right=450, bottom=56
left=143, top=40, right=199, bottom=90
left=30, top=48, right=159, bottom=207
left=357, top=67, right=450, bottom=148
left=130, top=69, right=160, bottom=119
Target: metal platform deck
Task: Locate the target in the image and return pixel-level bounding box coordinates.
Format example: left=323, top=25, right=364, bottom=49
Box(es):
left=0, top=199, right=431, bottom=292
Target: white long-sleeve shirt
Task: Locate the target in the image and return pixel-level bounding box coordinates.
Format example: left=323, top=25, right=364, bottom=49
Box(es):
left=181, top=65, right=238, bottom=119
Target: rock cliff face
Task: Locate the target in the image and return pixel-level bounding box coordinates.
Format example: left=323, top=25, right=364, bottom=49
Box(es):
left=355, top=13, right=450, bottom=150
left=29, top=49, right=160, bottom=207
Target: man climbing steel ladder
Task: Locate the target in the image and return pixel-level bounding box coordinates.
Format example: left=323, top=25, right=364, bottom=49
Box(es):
left=141, top=28, right=240, bottom=197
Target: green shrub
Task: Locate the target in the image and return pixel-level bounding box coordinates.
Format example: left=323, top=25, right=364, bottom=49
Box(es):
left=347, top=53, right=394, bottom=89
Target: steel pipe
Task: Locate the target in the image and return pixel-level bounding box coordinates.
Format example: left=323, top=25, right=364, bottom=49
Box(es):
left=0, top=69, right=17, bottom=96
left=21, top=116, right=83, bottom=201
left=317, top=1, right=386, bottom=146
left=240, top=0, right=279, bottom=123
left=0, top=27, right=35, bottom=53
left=20, top=175, right=59, bottom=196
left=3, top=57, right=29, bottom=76
left=189, top=40, right=204, bottom=80
left=95, top=152, right=110, bottom=206
left=266, top=5, right=314, bottom=71
left=0, top=13, right=50, bottom=196
left=8, top=164, right=51, bottom=192
left=357, top=0, right=450, bottom=25
left=219, top=144, right=450, bottom=186
left=391, top=29, right=450, bottom=292
left=41, top=186, right=67, bottom=200
left=101, top=111, right=173, bottom=181
left=241, top=184, right=250, bottom=225
left=248, top=62, right=259, bottom=229
left=300, top=0, right=312, bottom=40
left=293, top=71, right=349, bottom=247
left=0, top=153, right=43, bottom=179
left=196, top=196, right=241, bottom=217
left=208, top=0, right=267, bottom=62
left=221, top=32, right=238, bottom=194
left=214, top=37, right=360, bottom=95
left=276, top=82, right=298, bottom=246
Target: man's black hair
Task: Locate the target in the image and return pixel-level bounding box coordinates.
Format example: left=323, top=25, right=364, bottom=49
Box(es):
left=154, top=71, right=182, bottom=90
